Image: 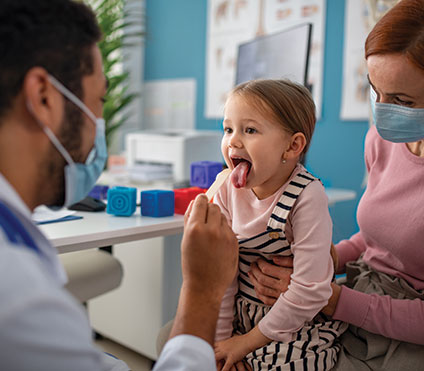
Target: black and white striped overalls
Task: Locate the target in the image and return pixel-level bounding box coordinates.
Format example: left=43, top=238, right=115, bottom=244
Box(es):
left=234, top=172, right=348, bottom=370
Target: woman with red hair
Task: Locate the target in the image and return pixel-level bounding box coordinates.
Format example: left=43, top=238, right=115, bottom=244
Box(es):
left=249, top=1, right=424, bottom=369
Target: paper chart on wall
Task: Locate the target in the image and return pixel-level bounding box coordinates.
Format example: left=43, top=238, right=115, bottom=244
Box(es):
left=204, top=0, right=326, bottom=119
left=340, top=0, right=371, bottom=121
left=340, top=0, right=398, bottom=120
left=142, top=79, right=196, bottom=131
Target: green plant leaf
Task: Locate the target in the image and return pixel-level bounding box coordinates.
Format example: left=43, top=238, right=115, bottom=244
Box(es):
left=84, top=0, right=144, bottom=152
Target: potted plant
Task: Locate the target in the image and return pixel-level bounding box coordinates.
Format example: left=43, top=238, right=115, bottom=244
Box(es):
left=84, top=0, right=144, bottom=151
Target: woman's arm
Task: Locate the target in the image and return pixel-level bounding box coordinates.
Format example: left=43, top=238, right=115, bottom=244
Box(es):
left=335, top=233, right=367, bottom=274
left=248, top=231, right=368, bottom=306
left=250, top=259, right=424, bottom=345
left=329, top=284, right=424, bottom=345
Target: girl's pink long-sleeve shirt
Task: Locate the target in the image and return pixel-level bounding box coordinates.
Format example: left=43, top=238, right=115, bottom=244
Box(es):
left=334, top=125, right=424, bottom=345
left=214, top=165, right=334, bottom=342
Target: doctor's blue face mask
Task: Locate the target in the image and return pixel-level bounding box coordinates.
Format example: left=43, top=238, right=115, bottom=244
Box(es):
left=370, top=86, right=424, bottom=143
left=27, top=75, right=107, bottom=208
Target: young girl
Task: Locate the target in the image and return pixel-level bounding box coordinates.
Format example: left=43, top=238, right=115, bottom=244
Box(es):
left=214, top=79, right=347, bottom=370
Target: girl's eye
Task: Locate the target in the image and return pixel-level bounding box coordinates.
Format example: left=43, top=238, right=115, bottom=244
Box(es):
left=224, top=127, right=233, bottom=134
left=394, top=97, right=413, bottom=107
left=246, top=127, right=257, bottom=134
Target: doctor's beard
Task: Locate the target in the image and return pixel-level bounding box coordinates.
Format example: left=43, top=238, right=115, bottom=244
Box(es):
left=40, top=101, right=84, bottom=208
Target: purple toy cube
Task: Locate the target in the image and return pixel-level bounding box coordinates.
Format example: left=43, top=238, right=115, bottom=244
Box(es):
left=141, top=190, right=174, bottom=217
left=190, top=161, right=223, bottom=188
left=106, top=186, right=137, bottom=216
left=88, top=184, right=109, bottom=200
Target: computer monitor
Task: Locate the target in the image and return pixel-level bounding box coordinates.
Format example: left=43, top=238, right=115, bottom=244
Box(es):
left=235, top=23, right=312, bottom=90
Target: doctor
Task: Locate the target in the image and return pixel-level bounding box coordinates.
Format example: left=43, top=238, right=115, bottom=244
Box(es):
left=0, top=0, right=238, bottom=370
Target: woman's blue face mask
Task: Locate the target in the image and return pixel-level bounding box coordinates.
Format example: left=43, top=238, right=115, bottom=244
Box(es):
left=27, top=75, right=107, bottom=208
left=370, top=87, right=424, bottom=143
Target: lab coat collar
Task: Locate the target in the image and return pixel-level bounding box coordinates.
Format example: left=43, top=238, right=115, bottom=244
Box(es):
left=0, top=171, right=67, bottom=286
left=0, top=172, right=32, bottom=218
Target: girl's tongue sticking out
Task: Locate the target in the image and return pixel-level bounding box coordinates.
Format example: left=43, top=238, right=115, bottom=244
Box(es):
left=230, top=160, right=250, bottom=188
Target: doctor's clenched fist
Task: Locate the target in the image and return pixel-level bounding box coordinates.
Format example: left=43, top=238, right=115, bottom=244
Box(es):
left=182, top=194, right=238, bottom=297
left=169, top=194, right=238, bottom=346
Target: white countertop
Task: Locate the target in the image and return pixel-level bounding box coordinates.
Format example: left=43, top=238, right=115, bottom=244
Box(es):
left=40, top=188, right=356, bottom=254
left=40, top=208, right=184, bottom=254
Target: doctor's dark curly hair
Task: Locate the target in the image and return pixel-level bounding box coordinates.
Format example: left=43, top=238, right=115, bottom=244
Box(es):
left=0, top=0, right=101, bottom=120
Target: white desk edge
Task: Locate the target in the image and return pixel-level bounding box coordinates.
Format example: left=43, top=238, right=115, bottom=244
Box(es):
left=40, top=209, right=185, bottom=254
left=41, top=188, right=356, bottom=254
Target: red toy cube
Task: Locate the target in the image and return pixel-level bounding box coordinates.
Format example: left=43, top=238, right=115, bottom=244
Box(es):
left=174, top=187, right=207, bottom=215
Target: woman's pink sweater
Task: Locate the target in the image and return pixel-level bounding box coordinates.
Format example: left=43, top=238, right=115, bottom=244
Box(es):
left=334, top=125, right=424, bottom=345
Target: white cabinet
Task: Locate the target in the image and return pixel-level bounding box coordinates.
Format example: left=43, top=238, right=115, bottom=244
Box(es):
left=88, top=234, right=182, bottom=360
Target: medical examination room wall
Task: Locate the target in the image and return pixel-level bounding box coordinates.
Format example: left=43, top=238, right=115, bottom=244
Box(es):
left=143, top=0, right=369, bottom=242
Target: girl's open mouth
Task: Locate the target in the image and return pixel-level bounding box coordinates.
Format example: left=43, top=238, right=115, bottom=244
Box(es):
left=230, top=157, right=252, bottom=188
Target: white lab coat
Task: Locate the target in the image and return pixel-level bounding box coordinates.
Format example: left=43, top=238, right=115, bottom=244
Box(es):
left=0, top=173, right=215, bottom=370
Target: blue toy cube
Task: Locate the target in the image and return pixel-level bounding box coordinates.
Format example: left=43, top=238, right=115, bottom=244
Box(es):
left=141, top=190, right=174, bottom=217
left=106, top=186, right=137, bottom=216
left=190, top=161, right=223, bottom=188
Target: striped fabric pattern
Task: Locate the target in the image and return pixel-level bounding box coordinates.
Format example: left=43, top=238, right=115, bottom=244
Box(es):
left=234, top=296, right=346, bottom=370
left=234, top=171, right=348, bottom=370
left=238, top=172, right=315, bottom=304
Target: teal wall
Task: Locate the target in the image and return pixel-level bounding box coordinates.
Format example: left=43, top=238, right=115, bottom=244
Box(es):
left=144, top=0, right=369, bottom=242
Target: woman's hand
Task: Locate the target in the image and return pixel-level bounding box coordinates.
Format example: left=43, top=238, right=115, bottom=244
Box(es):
left=249, top=243, right=340, bottom=306
left=330, top=243, right=339, bottom=272
left=248, top=256, right=293, bottom=305
left=321, top=283, right=342, bottom=316
left=249, top=245, right=341, bottom=313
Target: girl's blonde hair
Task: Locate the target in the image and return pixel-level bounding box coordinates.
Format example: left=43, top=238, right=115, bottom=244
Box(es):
left=229, top=79, right=316, bottom=157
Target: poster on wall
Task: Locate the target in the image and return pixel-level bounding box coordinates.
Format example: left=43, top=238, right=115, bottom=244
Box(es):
left=340, top=0, right=371, bottom=120
left=142, top=79, right=196, bottom=131
left=340, top=0, right=399, bottom=120
left=204, top=0, right=326, bottom=119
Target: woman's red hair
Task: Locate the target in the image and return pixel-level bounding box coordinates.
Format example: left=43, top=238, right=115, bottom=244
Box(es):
left=365, top=0, right=424, bottom=71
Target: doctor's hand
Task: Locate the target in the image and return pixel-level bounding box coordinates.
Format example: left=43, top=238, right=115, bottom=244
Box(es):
left=182, top=194, right=238, bottom=296
left=170, top=194, right=238, bottom=346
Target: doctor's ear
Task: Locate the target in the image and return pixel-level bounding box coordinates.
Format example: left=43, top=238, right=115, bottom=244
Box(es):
left=284, top=132, right=307, bottom=160
left=23, top=67, right=64, bottom=131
